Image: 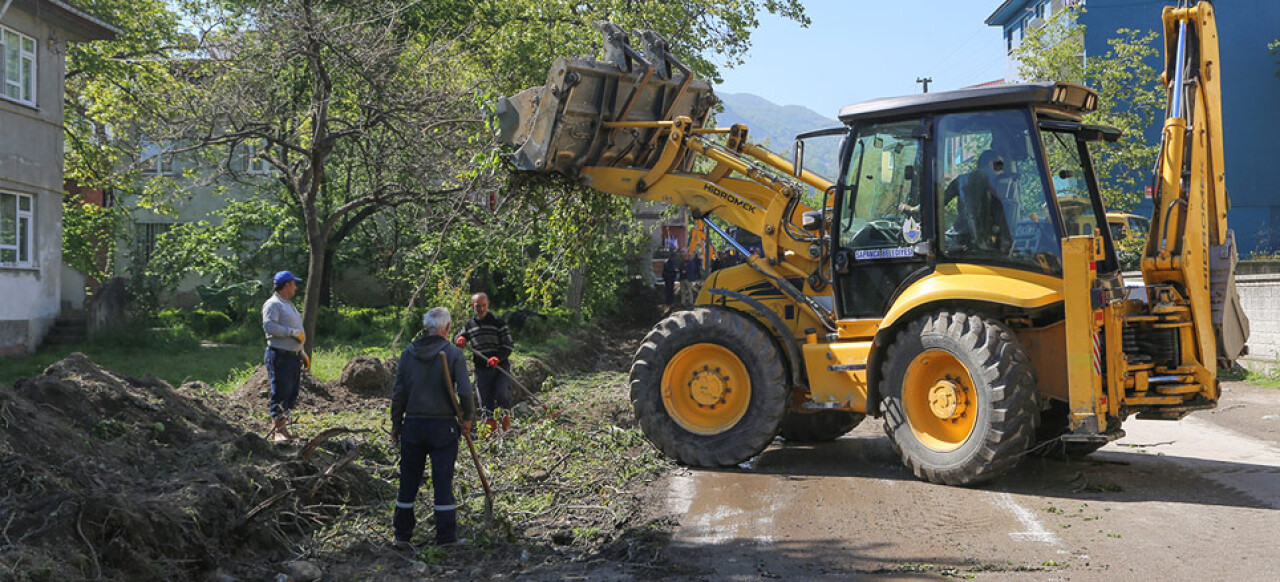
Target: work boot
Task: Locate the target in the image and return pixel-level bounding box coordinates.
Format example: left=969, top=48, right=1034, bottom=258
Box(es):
left=434, top=508, right=458, bottom=545
left=484, top=418, right=499, bottom=436
left=500, top=413, right=511, bottom=432
left=270, top=418, right=291, bottom=442
left=393, top=504, right=416, bottom=544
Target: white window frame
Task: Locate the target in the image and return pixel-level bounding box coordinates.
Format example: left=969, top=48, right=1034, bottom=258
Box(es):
left=0, top=25, right=37, bottom=107
left=0, top=191, right=34, bottom=268
left=245, top=139, right=270, bottom=174
left=139, top=138, right=173, bottom=175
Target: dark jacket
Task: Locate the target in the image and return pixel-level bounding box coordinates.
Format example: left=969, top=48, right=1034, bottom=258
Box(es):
left=391, top=335, right=476, bottom=432
left=458, top=313, right=514, bottom=368
left=662, top=257, right=681, bottom=281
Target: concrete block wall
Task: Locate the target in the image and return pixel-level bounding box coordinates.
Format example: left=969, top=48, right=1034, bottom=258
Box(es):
left=1235, top=273, right=1280, bottom=371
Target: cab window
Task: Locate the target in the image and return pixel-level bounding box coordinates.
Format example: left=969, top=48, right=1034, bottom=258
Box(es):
left=935, top=110, right=1059, bottom=273
left=839, top=120, right=923, bottom=251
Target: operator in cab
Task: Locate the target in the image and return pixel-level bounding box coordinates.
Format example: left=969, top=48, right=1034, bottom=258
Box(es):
left=942, top=149, right=1013, bottom=255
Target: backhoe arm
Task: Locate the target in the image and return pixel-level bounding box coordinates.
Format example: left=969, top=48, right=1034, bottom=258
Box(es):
left=1144, top=1, right=1248, bottom=367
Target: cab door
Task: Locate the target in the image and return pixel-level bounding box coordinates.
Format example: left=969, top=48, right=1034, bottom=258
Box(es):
left=833, top=119, right=931, bottom=320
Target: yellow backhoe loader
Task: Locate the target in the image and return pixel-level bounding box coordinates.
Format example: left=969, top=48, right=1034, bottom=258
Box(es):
left=496, top=2, right=1248, bottom=486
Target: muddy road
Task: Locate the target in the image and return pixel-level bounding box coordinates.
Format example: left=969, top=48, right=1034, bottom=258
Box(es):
left=659, top=381, right=1280, bottom=580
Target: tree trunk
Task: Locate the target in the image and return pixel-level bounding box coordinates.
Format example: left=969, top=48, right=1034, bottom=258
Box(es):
left=301, top=234, right=325, bottom=356
left=564, top=261, right=586, bottom=311
left=320, top=247, right=335, bottom=308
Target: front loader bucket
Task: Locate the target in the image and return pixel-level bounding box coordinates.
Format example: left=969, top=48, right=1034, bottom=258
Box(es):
left=495, top=22, right=715, bottom=176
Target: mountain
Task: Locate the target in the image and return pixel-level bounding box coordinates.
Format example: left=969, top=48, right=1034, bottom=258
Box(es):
left=714, top=92, right=842, bottom=183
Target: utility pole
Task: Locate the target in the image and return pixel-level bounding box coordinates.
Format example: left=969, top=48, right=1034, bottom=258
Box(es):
left=916, top=77, right=932, bottom=93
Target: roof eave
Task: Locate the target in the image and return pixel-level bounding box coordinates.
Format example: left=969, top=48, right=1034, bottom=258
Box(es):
left=8, top=0, right=121, bottom=41
left=985, top=0, right=1027, bottom=27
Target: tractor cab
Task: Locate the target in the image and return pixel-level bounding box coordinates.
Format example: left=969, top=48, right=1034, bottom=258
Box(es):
left=827, top=82, right=1121, bottom=320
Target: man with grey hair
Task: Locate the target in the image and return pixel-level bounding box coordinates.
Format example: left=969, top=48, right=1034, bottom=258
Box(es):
left=390, top=306, right=477, bottom=546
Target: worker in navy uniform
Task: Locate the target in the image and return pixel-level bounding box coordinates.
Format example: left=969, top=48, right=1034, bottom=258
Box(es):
left=391, top=307, right=477, bottom=546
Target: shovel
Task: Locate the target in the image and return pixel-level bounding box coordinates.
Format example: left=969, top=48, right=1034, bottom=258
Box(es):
left=463, top=345, right=548, bottom=410
left=440, top=352, right=495, bottom=530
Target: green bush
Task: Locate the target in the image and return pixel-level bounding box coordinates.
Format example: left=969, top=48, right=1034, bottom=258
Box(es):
left=191, top=310, right=234, bottom=336
left=154, top=309, right=233, bottom=338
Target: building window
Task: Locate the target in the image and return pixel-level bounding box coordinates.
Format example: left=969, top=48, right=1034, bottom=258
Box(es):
left=0, top=191, right=34, bottom=268
left=139, top=139, right=173, bottom=175
left=1, top=26, right=37, bottom=106
left=245, top=139, right=270, bottom=174
left=133, top=222, right=173, bottom=264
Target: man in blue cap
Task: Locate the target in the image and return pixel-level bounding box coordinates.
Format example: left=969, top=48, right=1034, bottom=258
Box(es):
left=262, top=270, right=308, bottom=441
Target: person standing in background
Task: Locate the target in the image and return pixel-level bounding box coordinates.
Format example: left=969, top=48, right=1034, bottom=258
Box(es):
left=262, top=270, right=308, bottom=441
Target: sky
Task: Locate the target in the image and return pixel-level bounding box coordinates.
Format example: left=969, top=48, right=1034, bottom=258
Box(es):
left=716, top=0, right=1011, bottom=118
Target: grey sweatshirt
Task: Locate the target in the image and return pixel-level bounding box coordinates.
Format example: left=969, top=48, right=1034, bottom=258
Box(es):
left=262, top=293, right=304, bottom=352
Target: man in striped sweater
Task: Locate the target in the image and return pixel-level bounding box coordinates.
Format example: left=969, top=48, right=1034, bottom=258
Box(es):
left=455, top=292, right=515, bottom=431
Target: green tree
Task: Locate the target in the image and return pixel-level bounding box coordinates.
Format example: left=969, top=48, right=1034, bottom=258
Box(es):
left=149, top=0, right=482, bottom=352
left=59, top=0, right=187, bottom=283
left=1012, top=5, right=1163, bottom=211
left=63, top=0, right=186, bottom=191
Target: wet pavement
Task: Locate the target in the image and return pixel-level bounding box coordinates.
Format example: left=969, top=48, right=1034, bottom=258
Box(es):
left=662, top=382, right=1280, bottom=580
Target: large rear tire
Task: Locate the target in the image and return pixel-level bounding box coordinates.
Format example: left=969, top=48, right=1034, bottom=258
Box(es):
left=779, top=410, right=865, bottom=443
left=630, top=307, right=787, bottom=467
left=880, top=309, right=1038, bottom=486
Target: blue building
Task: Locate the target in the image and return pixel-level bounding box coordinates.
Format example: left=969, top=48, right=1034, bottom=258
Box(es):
left=987, top=0, right=1280, bottom=254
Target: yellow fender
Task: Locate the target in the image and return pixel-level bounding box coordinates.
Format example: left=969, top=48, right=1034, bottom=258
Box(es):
left=880, top=264, right=1063, bottom=332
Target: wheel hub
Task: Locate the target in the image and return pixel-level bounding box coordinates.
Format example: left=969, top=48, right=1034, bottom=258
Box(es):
left=688, top=366, right=730, bottom=408
left=928, top=377, right=967, bottom=420
left=902, top=349, right=979, bottom=452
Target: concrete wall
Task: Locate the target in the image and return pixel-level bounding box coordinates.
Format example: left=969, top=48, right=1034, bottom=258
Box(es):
left=0, top=5, right=71, bottom=354
left=1236, top=272, right=1280, bottom=371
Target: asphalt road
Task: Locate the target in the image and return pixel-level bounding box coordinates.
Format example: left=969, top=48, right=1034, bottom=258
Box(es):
left=661, top=381, right=1280, bottom=580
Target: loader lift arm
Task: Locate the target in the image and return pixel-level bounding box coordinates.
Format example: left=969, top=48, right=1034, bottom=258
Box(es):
left=496, top=21, right=839, bottom=328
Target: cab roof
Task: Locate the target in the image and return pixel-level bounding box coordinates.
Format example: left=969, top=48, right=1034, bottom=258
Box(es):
left=838, top=82, right=1098, bottom=125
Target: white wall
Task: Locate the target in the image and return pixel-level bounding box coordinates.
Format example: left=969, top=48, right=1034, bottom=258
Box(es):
left=0, top=6, right=72, bottom=355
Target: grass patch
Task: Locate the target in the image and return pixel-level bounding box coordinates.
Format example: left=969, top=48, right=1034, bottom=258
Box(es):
left=0, top=326, right=262, bottom=389
left=302, top=368, right=673, bottom=572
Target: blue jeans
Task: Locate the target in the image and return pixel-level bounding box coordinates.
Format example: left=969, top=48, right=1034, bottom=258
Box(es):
left=265, top=347, right=301, bottom=419
left=395, top=417, right=460, bottom=544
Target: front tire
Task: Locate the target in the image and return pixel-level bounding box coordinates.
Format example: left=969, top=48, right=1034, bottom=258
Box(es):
left=880, top=309, right=1038, bottom=486
left=630, top=307, right=787, bottom=467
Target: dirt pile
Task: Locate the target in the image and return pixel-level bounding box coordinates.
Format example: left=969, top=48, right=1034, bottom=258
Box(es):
left=0, top=353, right=391, bottom=581
left=340, top=356, right=395, bottom=398
left=231, top=363, right=387, bottom=419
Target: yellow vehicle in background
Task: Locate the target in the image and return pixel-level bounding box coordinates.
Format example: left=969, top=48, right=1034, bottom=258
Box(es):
left=1107, top=211, right=1150, bottom=242
left=496, top=2, right=1247, bottom=485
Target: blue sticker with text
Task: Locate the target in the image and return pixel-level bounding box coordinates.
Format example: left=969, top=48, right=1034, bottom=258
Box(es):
left=854, top=247, right=914, bottom=260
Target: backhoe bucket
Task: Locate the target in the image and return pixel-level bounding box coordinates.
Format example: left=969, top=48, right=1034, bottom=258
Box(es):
left=495, top=22, right=715, bottom=176
left=1212, top=230, right=1250, bottom=366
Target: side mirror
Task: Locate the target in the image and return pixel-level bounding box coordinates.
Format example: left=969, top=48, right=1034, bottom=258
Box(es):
left=792, top=139, right=805, bottom=178
left=903, top=165, right=915, bottom=181
left=801, top=210, right=824, bottom=232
